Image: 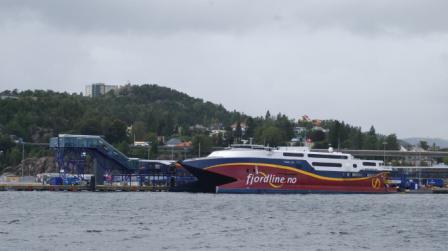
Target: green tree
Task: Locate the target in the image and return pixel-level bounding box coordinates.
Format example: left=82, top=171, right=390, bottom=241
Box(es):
left=385, top=134, right=400, bottom=150
left=149, top=140, right=158, bottom=159
left=255, top=125, right=284, bottom=146
left=275, top=114, right=294, bottom=141
left=265, top=110, right=271, bottom=120
left=328, top=120, right=342, bottom=149
left=310, top=129, right=326, bottom=142
left=234, top=121, right=242, bottom=140
left=443, top=157, right=448, bottom=165
left=0, top=134, right=15, bottom=171
left=105, top=119, right=128, bottom=144
left=419, top=141, right=429, bottom=150
left=245, top=117, right=255, bottom=138
left=8, top=147, right=22, bottom=167
left=211, top=133, right=224, bottom=147
left=431, top=143, right=438, bottom=151
left=298, top=119, right=313, bottom=130
left=0, top=134, right=14, bottom=153
left=192, top=135, right=213, bottom=157
left=363, top=126, right=378, bottom=150
left=346, top=128, right=363, bottom=149
left=79, top=118, right=102, bottom=135
left=132, top=121, right=147, bottom=141
left=116, top=141, right=130, bottom=155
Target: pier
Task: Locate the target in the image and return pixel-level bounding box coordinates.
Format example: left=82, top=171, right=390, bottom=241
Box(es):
left=1, top=134, right=446, bottom=193
left=0, top=183, right=170, bottom=192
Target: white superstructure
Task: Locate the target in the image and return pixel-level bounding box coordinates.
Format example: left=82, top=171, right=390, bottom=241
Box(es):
left=207, top=145, right=390, bottom=173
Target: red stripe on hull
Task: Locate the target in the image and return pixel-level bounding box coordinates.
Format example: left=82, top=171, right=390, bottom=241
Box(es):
left=206, top=163, right=396, bottom=193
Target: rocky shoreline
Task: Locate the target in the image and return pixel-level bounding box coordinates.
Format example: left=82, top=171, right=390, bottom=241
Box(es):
left=2, top=156, right=57, bottom=176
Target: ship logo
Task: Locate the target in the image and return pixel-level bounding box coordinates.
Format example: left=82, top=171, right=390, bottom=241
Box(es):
left=246, top=170, right=298, bottom=189
left=371, top=177, right=382, bottom=190
left=259, top=171, right=284, bottom=188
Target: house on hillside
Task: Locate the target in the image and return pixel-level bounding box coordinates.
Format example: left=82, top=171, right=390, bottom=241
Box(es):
left=294, top=126, right=306, bottom=135
left=165, top=138, right=182, bottom=147
left=133, top=141, right=149, bottom=147
left=189, top=124, right=209, bottom=133
left=85, top=83, right=118, bottom=97
left=300, top=115, right=323, bottom=127
left=230, top=122, right=248, bottom=135
left=0, top=95, right=19, bottom=100
left=312, top=126, right=329, bottom=133
left=165, top=138, right=192, bottom=148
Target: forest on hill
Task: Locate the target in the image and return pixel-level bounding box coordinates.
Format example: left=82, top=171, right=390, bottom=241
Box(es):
left=0, top=84, right=401, bottom=172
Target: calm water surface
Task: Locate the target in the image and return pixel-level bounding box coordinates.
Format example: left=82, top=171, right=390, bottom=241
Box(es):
left=1, top=192, right=447, bottom=250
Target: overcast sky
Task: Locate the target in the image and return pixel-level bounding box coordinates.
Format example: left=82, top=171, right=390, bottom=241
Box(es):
left=0, top=0, right=447, bottom=139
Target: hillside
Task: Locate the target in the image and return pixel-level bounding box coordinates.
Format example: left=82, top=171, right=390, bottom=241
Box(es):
left=0, top=84, right=402, bottom=173
left=402, top=138, right=448, bottom=149
left=0, top=84, right=243, bottom=142
left=0, top=84, right=249, bottom=172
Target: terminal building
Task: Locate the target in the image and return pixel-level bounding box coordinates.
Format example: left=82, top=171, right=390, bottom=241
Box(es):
left=85, top=83, right=118, bottom=97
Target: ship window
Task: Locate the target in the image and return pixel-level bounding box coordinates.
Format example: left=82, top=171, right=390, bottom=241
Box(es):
left=308, top=154, right=348, bottom=159
left=312, top=162, right=342, bottom=167
left=363, top=162, right=377, bottom=166
left=353, top=164, right=357, bottom=168
left=283, top=152, right=304, bottom=157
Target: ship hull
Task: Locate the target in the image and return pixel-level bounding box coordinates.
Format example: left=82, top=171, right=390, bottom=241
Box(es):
left=179, top=158, right=396, bottom=194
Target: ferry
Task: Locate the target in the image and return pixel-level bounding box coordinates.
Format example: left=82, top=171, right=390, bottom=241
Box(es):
left=177, top=145, right=397, bottom=193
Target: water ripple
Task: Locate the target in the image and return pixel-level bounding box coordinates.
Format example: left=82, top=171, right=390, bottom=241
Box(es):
left=0, top=192, right=447, bottom=250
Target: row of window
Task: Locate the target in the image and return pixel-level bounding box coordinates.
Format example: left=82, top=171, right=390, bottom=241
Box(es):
left=312, top=162, right=342, bottom=167
left=308, top=154, right=348, bottom=159
left=313, top=162, right=377, bottom=168
left=282, top=152, right=378, bottom=168
left=283, top=152, right=304, bottom=157
left=282, top=152, right=348, bottom=159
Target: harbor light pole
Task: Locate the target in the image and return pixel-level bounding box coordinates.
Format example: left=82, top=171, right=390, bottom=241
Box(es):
left=21, top=139, right=24, bottom=177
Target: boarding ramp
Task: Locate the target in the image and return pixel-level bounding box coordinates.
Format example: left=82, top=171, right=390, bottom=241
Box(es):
left=50, top=134, right=138, bottom=171
left=49, top=134, right=195, bottom=188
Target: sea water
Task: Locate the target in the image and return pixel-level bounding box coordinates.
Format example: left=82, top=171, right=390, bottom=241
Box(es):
left=1, top=192, right=447, bottom=250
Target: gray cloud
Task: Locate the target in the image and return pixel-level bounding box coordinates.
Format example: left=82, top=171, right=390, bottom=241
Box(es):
left=1, top=0, right=448, bottom=35
left=0, top=1, right=447, bottom=138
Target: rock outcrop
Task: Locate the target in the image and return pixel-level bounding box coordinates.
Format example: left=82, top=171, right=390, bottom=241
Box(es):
left=3, top=156, right=57, bottom=176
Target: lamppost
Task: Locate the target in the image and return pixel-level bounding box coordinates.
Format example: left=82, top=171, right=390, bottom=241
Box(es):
left=18, top=138, right=25, bottom=177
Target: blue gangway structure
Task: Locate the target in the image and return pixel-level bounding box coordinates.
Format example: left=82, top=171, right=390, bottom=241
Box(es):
left=49, top=134, right=192, bottom=186
left=50, top=134, right=138, bottom=167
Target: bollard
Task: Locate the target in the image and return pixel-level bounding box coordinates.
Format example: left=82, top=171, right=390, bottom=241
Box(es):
left=90, top=176, right=96, bottom=191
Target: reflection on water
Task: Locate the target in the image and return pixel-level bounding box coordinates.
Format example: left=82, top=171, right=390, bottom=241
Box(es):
left=0, top=192, right=447, bottom=250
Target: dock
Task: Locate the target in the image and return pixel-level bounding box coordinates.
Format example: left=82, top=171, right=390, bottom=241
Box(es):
left=432, top=188, right=448, bottom=194
left=0, top=183, right=169, bottom=192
